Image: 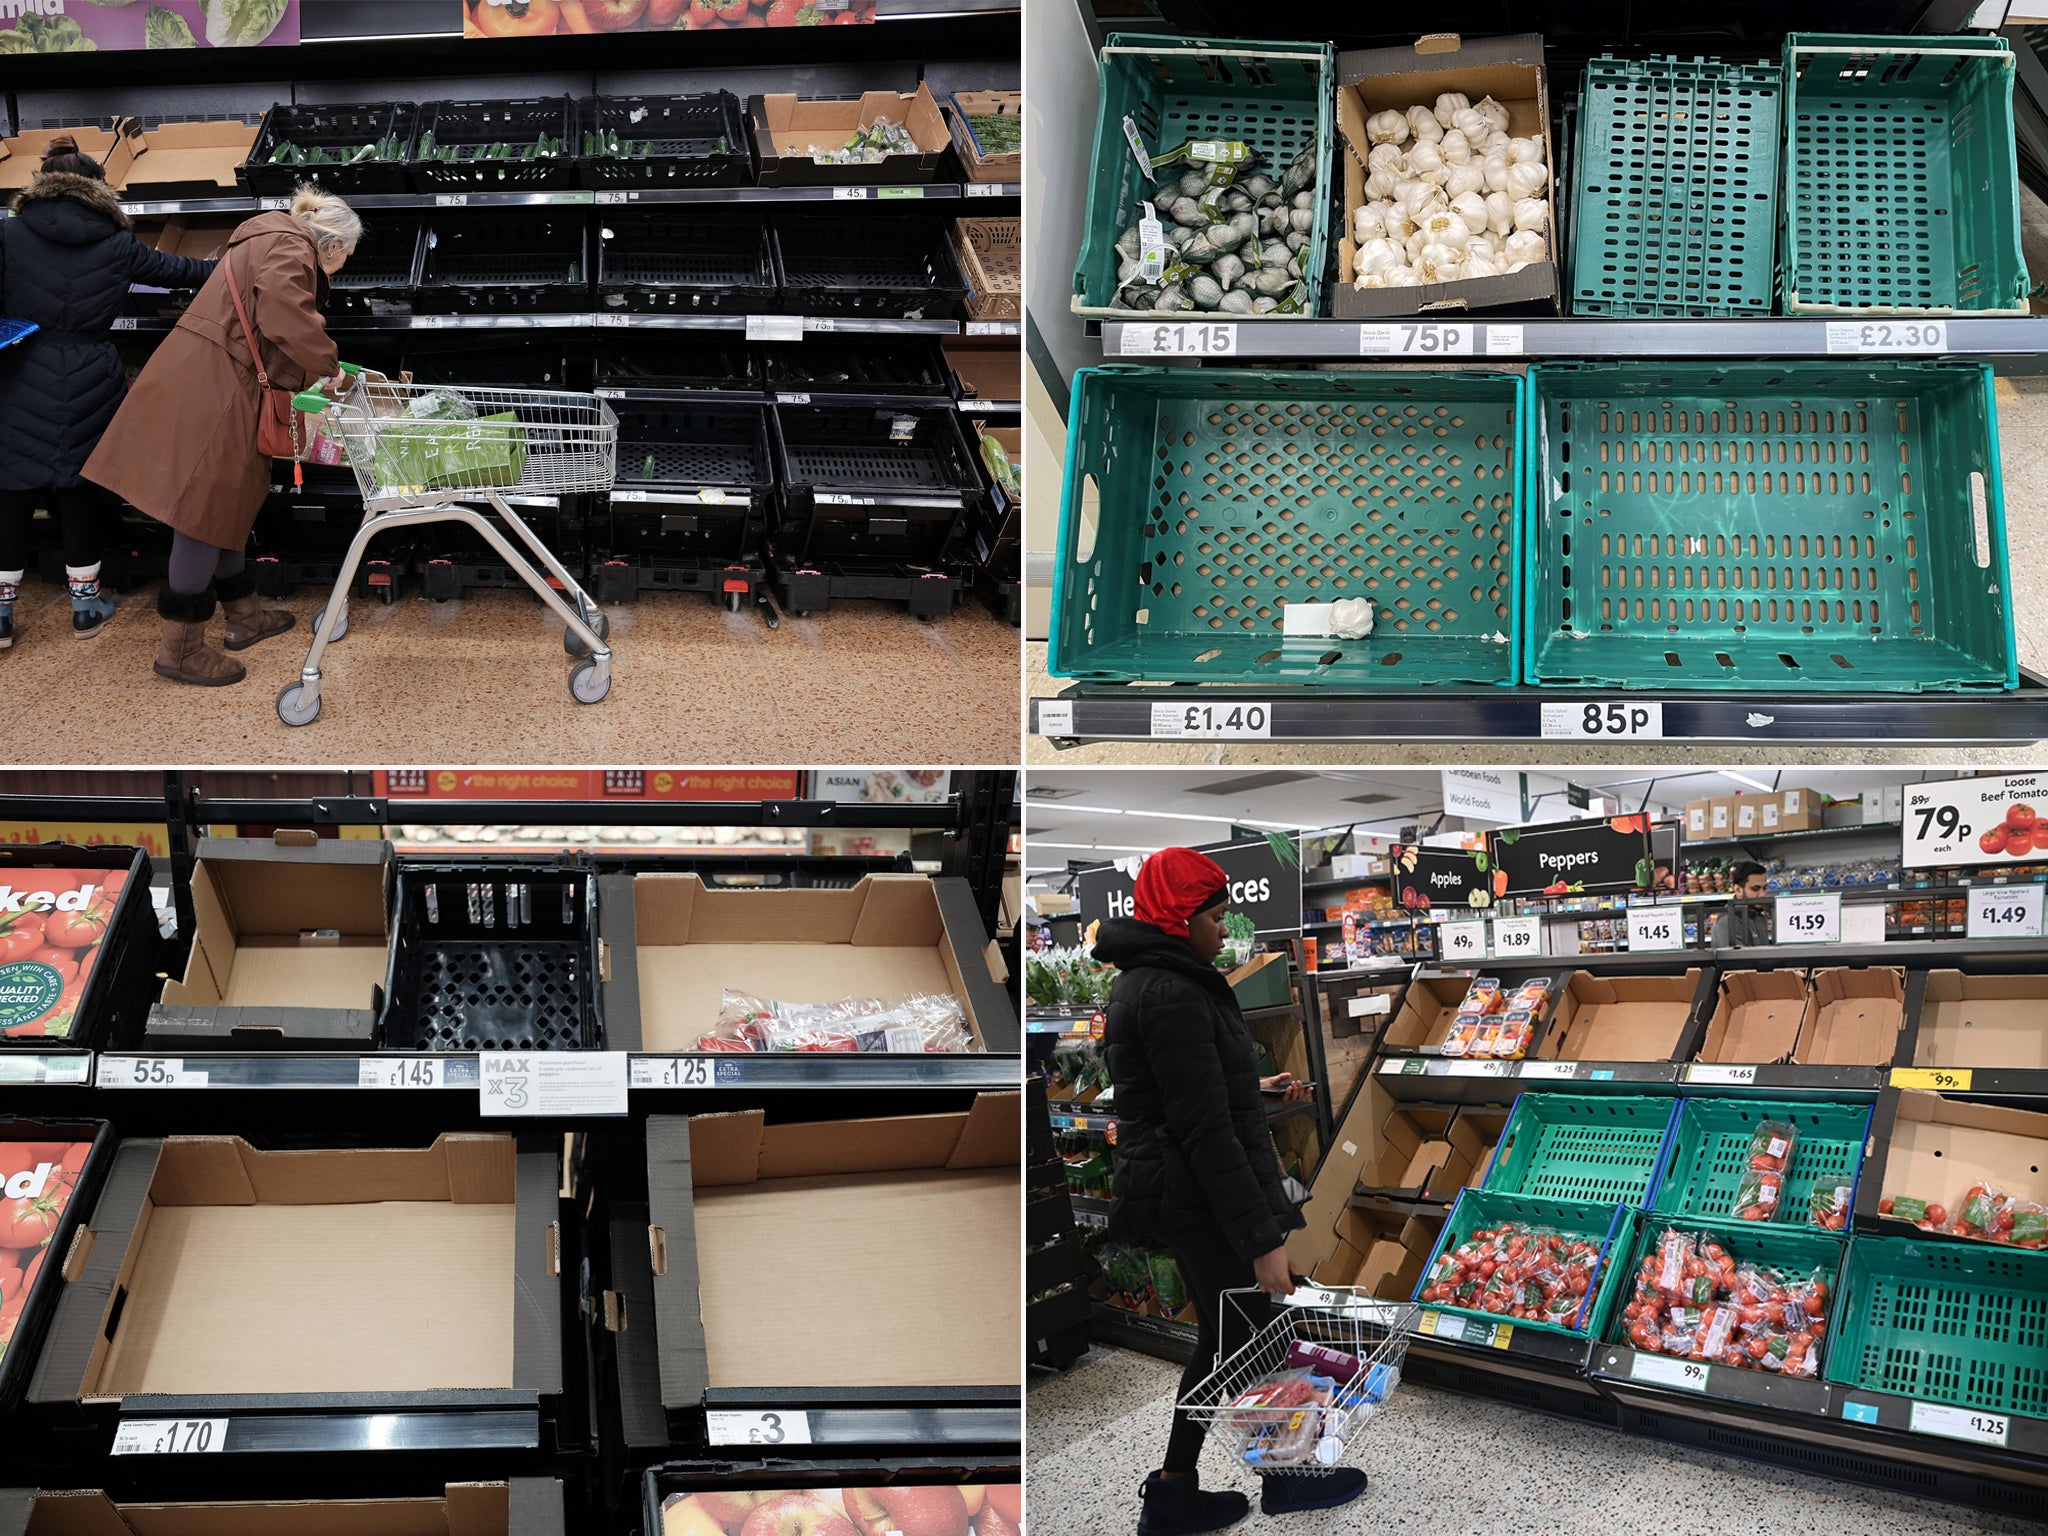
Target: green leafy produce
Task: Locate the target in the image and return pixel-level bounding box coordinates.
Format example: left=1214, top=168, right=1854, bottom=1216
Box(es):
left=809, top=116, right=915, bottom=165
left=979, top=434, right=1019, bottom=499
left=0, top=15, right=99, bottom=49
left=145, top=5, right=196, bottom=44
left=965, top=111, right=1020, bottom=156
left=199, top=0, right=289, bottom=46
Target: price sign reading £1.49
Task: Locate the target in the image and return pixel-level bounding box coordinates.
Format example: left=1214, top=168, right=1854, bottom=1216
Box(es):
left=1967, top=883, right=2046, bottom=941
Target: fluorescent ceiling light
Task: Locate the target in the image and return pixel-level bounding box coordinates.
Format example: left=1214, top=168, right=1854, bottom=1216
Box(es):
left=1026, top=803, right=1300, bottom=831
left=1027, top=842, right=1160, bottom=854
left=1720, top=771, right=1778, bottom=794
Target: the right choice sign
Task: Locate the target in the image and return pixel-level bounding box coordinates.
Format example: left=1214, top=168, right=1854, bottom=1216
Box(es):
left=1903, top=772, right=2048, bottom=869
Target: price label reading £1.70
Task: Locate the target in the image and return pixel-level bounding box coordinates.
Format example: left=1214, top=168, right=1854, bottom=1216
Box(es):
left=1775, top=892, right=1842, bottom=946
left=1627, top=906, right=1683, bottom=953
left=1149, top=702, right=1271, bottom=739
left=1119, top=321, right=1237, bottom=357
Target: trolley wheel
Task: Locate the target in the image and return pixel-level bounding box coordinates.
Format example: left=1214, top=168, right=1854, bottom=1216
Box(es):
left=569, top=658, right=612, bottom=705
left=724, top=591, right=742, bottom=612
left=313, top=605, right=348, bottom=643
left=275, top=682, right=321, bottom=727
left=563, top=608, right=611, bottom=659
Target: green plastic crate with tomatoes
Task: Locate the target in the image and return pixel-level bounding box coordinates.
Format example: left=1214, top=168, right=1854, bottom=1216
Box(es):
left=1414, top=1187, right=1638, bottom=1339
left=0, top=848, right=154, bottom=1049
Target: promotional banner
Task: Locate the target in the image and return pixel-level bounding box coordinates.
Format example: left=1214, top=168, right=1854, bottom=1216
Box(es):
left=0, top=0, right=300, bottom=52
left=1489, top=815, right=1660, bottom=898
left=1389, top=843, right=1491, bottom=911
left=1074, top=837, right=1303, bottom=938
left=1903, top=771, right=2048, bottom=869
left=812, top=770, right=951, bottom=805
left=463, top=0, right=873, bottom=37
left=376, top=769, right=804, bottom=801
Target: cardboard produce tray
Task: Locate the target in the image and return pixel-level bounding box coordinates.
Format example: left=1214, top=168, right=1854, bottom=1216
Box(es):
left=748, top=87, right=950, bottom=187
left=0, top=1480, right=566, bottom=1536
left=0, top=844, right=156, bottom=1053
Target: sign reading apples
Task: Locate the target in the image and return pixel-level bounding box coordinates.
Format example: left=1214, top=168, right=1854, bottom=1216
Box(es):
left=0, top=868, right=125, bottom=1041
left=663, top=1483, right=1022, bottom=1536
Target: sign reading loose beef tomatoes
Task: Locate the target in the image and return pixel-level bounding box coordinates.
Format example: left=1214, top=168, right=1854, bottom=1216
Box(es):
left=0, top=1139, right=89, bottom=1362
left=0, top=868, right=125, bottom=1041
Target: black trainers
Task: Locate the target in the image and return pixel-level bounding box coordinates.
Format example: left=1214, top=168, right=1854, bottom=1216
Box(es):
left=1136, top=1472, right=1250, bottom=1535
left=1260, top=1468, right=1369, bottom=1514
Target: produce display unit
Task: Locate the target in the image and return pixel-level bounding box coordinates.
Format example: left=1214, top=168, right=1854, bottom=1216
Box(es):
left=1313, top=936, right=2048, bottom=1517
left=1032, top=10, right=2048, bottom=749
left=6, top=17, right=1020, bottom=625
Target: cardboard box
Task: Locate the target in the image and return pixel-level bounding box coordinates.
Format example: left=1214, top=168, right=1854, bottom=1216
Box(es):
left=748, top=87, right=949, bottom=187
left=1760, top=799, right=1782, bottom=833
left=1708, top=798, right=1736, bottom=838
left=946, top=343, right=1019, bottom=409
left=1779, top=787, right=1822, bottom=832
left=604, top=873, right=1014, bottom=1055
left=1797, top=968, right=1907, bottom=1067
left=1883, top=785, right=1906, bottom=823
left=1381, top=974, right=1477, bottom=1053
left=1879, top=1090, right=2048, bottom=1223
left=1697, top=970, right=1813, bottom=1065
left=1354, top=1087, right=1455, bottom=1198
left=148, top=834, right=391, bottom=1050
left=104, top=119, right=259, bottom=200
left=1919, top=971, right=2048, bottom=1070
left=31, top=1134, right=562, bottom=1408
left=1734, top=797, right=1761, bottom=835
left=0, top=844, right=156, bottom=1053
left=0, top=127, right=120, bottom=193
left=1684, top=799, right=1713, bottom=841
left=944, top=88, right=1021, bottom=183
left=1227, top=950, right=1291, bottom=1011
left=1537, top=970, right=1701, bottom=1063
left=1293, top=1076, right=1446, bottom=1294
left=1451, top=1105, right=1511, bottom=1189
left=1859, top=787, right=1889, bottom=826
left=1331, top=853, right=1390, bottom=880
left=0, top=1482, right=566, bottom=1536
left=1334, top=34, right=1558, bottom=318
left=644, top=1098, right=1019, bottom=1417
left=976, top=423, right=1022, bottom=552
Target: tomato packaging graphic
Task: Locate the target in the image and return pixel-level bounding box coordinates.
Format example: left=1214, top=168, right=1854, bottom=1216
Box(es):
left=0, top=868, right=127, bottom=1041
left=0, top=1133, right=96, bottom=1393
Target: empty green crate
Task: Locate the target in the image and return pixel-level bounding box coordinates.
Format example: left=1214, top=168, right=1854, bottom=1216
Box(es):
left=1072, top=35, right=1334, bottom=319
left=1648, top=1097, right=1872, bottom=1226
left=1483, top=1094, right=1679, bottom=1207
left=1604, top=1217, right=1848, bottom=1365
left=1571, top=55, right=1782, bottom=317
left=1827, top=1235, right=2048, bottom=1422
left=1523, top=362, right=2015, bottom=692
left=1051, top=366, right=1523, bottom=685
left=1783, top=33, right=2027, bottom=315
left=1415, top=1188, right=1637, bottom=1338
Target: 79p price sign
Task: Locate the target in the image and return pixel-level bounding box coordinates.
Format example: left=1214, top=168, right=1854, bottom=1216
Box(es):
left=1903, top=772, right=2048, bottom=870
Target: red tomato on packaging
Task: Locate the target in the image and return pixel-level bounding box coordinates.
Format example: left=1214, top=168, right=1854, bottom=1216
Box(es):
left=42, top=902, right=110, bottom=951
left=2008, top=803, right=2038, bottom=833
left=1982, top=826, right=2011, bottom=855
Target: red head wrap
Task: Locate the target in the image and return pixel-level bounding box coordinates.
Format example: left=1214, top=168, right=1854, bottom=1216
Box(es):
left=1133, top=847, right=1230, bottom=938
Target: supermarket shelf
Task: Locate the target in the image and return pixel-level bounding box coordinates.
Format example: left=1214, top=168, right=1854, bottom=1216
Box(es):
left=114, top=313, right=964, bottom=336
left=700, top=1391, right=1020, bottom=1448
left=1684, top=822, right=1904, bottom=850
left=1032, top=678, right=2048, bottom=747
left=0, top=1052, right=94, bottom=1087
left=1591, top=1344, right=1832, bottom=1419
left=96, top=1053, right=478, bottom=1091
left=1089, top=1302, right=1196, bottom=1365
left=1024, top=1007, right=1103, bottom=1037
left=1376, top=1055, right=1679, bottom=1102
left=1348, top=1189, right=1452, bottom=1222
left=1305, top=916, right=1423, bottom=932
left=1240, top=1001, right=1303, bottom=1024
left=1068, top=1193, right=1112, bottom=1223
left=112, top=1399, right=540, bottom=1456
left=1046, top=1103, right=1115, bottom=1134
left=627, top=1052, right=1015, bottom=1089
left=1677, top=1062, right=1888, bottom=1094
left=1416, top=1306, right=1594, bottom=1370
left=1094, top=315, right=2048, bottom=372
left=120, top=184, right=1014, bottom=214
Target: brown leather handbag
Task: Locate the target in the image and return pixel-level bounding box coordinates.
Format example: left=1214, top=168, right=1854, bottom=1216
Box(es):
left=223, top=252, right=308, bottom=461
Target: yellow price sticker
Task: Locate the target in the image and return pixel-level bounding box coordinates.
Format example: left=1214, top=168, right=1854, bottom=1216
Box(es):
left=1891, top=1068, right=1973, bottom=1091
left=1491, top=1324, right=1515, bottom=1350
left=1419, top=1310, right=1441, bottom=1336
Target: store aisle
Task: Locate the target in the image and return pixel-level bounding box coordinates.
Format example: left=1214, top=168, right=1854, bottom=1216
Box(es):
left=1029, top=1347, right=2048, bottom=1536
left=1, top=586, right=1019, bottom=764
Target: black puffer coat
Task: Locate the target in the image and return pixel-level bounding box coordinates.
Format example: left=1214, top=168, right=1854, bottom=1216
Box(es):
left=1096, top=916, right=1302, bottom=1264
left=0, top=172, right=214, bottom=490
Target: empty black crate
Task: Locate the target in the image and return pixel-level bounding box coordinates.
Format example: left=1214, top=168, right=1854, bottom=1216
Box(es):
left=770, top=215, right=969, bottom=319
left=244, top=101, right=418, bottom=196
left=596, top=213, right=775, bottom=315
left=612, top=404, right=773, bottom=556
left=771, top=402, right=978, bottom=562
left=597, top=334, right=760, bottom=395
left=411, top=97, right=576, bottom=191
left=249, top=465, right=409, bottom=601
left=384, top=863, right=602, bottom=1052
left=577, top=92, right=750, bottom=188
left=418, top=211, right=589, bottom=312
left=326, top=214, right=423, bottom=316
left=761, top=337, right=953, bottom=401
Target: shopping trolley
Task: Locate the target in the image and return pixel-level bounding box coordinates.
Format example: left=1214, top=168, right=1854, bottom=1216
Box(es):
left=1178, top=1287, right=1417, bottom=1474
left=277, top=367, right=618, bottom=727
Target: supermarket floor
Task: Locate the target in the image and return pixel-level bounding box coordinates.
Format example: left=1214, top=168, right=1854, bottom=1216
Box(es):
left=1030, top=1347, right=2048, bottom=1536
left=3, top=586, right=1020, bottom=764
left=1024, top=380, right=2048, bottom=769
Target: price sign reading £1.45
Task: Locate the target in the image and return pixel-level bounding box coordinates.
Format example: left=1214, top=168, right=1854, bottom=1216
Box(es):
left=1775, top=892, right=1842, bottom=946
left=1626, top=906, right=1683, bottom=953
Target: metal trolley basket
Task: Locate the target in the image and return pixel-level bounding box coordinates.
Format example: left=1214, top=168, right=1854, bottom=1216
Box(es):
left=278, top=370, right=619, bottom=727
left=1179, top=1288, right=1418, bottom=1474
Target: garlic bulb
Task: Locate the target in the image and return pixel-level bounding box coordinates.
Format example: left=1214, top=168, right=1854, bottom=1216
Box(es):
left=1466, top=235, right=1496, bottom=263
left=1483, top=129, right=1511, bottom=156
left=1463, top=249, right=1500, bottom=279
left=1506, top=136, right=1542, bottom=164
left=1445, top=163, right=1484, bottom=201
left=1404, top=227, right=1431, bottom=263
left=1451, top=107, right=1489, bottom=141
left=1383, top=265, right=1421, bottom=287
left=1357, top=237, right=1402, bottom=276
left=1513, top=197, right=1550, bottom=233
left=1433, top=91, right=1470, bottom=127
left=1367, top=142, right=1407, bottom=174
left=1475, top=96, right=1511, bottom=134
left=1506, top=160, right=1548, bottom=200
left=1504, top=229, right=1546, bottom=266
left=1352, top=203, right=1387, bottom=242
left=1367, top=109, right=1409, bottom=145
left=1420, top=207, right=1470, bottom=249
left=1399, top=180, right=1446, bottom=217
left=1450, top=190, right=1490, bottom=237
left=1439, top=129, right=1473, bottom=166
left=1415, top=242, right=1463, bottom=283
left=1364, top=167, right=1400, bottom=202
left=1407, top=142, right=1447, bottom=183
left=1405, top=105, right=1444, bottom=143
left=1484, top=191, right=1513, bottom=236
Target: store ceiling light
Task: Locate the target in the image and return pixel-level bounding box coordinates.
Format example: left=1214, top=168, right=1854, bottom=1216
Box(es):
left=1721, top=771, right=1780, bottom=794
left=1029, top=842, right=1162, bottom=854
left=1189, top=773, right=1309, bottom=795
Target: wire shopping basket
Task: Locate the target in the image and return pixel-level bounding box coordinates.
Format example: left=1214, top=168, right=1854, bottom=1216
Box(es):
left=1179, top=1288, right=1418, bottom=1475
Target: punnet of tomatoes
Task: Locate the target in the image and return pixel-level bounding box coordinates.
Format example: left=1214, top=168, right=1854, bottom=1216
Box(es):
left=1729, top=1120, right=1798, bottom=1221
left=1621, top=1228, right=1829, bottom=1379
left=0, top=867, right=126, bottom=1043
left=1881, top=1185, right=2048, bottom=1248
left=0, top=1135, right=93, bottom=1363
left=1416, top=1222, right=1604, bottom=1331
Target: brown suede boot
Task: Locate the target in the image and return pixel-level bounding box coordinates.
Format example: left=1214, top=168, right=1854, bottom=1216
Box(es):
left=154, top=586, right=245, bottom=686
left=217, top=570, right=295, bottom=652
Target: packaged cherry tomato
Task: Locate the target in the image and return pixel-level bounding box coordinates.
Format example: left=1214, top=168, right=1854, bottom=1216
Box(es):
left=1807, top=1182, right=1852, bottom=1232
left=1744, top=1120, right=1798, bottom=1176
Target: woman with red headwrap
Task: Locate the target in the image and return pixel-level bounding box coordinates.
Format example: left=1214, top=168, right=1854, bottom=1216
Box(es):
left=1095, top=847, right=1369, bottom=1532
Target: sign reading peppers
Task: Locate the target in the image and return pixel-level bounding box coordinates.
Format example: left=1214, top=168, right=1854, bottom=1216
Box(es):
left=0, top=869, right=125, bottom=1041
left=464, top=0, right=875, bottom=35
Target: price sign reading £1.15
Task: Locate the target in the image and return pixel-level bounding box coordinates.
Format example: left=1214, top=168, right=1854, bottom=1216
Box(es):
left=1775, top=892, right=1842, bottom=946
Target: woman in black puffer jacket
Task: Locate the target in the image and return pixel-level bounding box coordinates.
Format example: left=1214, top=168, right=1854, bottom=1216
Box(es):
left=1096, top=846, right=1367, bottom=1535
left=0, top=135, right=214, bottom=651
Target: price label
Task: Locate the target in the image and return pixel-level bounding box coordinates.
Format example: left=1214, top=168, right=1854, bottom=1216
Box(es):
left=1825, top=319, right=1947, bottom=355
left=1119, top=321, right=1238, bottom=357
left=1627, top=905, right=1683, bottom=953
left=434, top=193, right=469, bottom=207
left=1541, top=702, right=1664, bottom=739
left=775, top=392, right=812, bottom=405
left=1486, top=324, right=1525, bottom=356
left=1037, top=700, right=1075, bottom=737
left=1968, top=882, right=2045, bottom=940
left=707, top=1409, right=813, bottom=1446
left=596, top=190, right=634, bottom=204
left=877, top=186, right=924, bottom=200
left=479, top=1052, right=629, bottom=1116
left=258, top=196, right=292, bottom=212
left=0, top=1054, right=90, bottom=1086
left=965, top=320, right=1012, bottom=336
left=965, top=182, right=1003, bottom=198
left=594, top=313, right=633, bottom=329
left=1890, top=1067, right=1973, bottom=1091
left=629, top=1056, right=717, bottom=1088
left=1443, top=1059, right=1509, bottom=1077
left=110, top=317, right=139, bottom=331
left=1629, top=1354, right=1709, bottom=1393
left=1492, top=916, right=1543, bottom=957
left=1910, top=1401, right=2008, bottom=1446
left=1149, top=701, right=1271, bottom=739
left=1420, top=1309, right=1465, bottom=1341
left=1357, top=322, right=1474, bottom=356
left=358, top=1057, right=445, bottom=1089
left=831, top=186, right=872, bottom=200
left=1438, top=920, right=1487, bottom=960
left=745, top=315, right=805, bottom=343
left=1518, top=1061, right=1578, bottom=1080
left=112, top=1418, right=227, bottom=1455
left=1775, top=892, right=1842, bottom=945
left=100, top=1057, right=204, bottom=1089
left=1687, top=1064, right=1759, bottom=1085
left=1121, top=115, right=1154, bottom=180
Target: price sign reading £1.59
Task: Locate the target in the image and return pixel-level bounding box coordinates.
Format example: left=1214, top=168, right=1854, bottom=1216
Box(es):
left=1775, top=892, right=1842, bottom=946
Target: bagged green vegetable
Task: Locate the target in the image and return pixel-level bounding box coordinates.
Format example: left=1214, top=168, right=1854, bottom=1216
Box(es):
left=360, top=410, right=528, bottom=491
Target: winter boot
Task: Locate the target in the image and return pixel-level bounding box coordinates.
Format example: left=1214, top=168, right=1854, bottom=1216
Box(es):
left=1135, top=1472, right=1248, bottom=1536
left=217, top=568, right=294, bottom=651
left=1259, top=1468, right=1369, bottom=1515
left=0, top=575, right=17, bottom=651
left=67, top=565, right=115, bottom=639
left=154, top=586, right=245, bottom=687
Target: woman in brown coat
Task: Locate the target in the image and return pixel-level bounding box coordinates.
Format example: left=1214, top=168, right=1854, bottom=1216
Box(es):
left=85, top=185, right=357, bottom=686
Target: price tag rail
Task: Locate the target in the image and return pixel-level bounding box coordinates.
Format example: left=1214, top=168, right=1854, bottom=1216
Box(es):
left=96, top=1054, right=479, bottom=1091
left=1413, top=1307, right=1595, bottom=1371
left=1592, top=1344, right=1834, bottom=1419
left=699, top=1388, right=1021, bottom=1449
left=1825, top=1387, right=2048, bottom=1464
left=1376, top=1053, right=1680, bottom=1103
left=112, top=1395, right=541, bottom=1456
left=628, top=1053, right=1015, bottom=1090
left=0, top=1052, right=94, bottom=1087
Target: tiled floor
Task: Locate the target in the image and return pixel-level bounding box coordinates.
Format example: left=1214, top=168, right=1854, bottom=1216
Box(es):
left=1029, top=1346, right=2048, bottom=1536
left=0, top=584, right=1021, bottom=764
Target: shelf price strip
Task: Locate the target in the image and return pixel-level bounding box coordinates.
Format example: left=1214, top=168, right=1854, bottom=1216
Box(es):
left=1909, top=1402, right=2009, bottom=1447
left=1149, top=701, right=1271, bottom=739
left=112, top=1418, right=227, bottom=1456
left=1628, top=1354, right=1709, bottom=1393
left=706, top=1409, right=812, bottom=1446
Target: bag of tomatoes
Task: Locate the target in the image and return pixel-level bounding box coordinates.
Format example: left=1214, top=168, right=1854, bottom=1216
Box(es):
left=1729, top=1120, right=1797, bottom=1221
left=1419, top=1222, right=1603, bottom=1332
left=0, top=867, right=124, bottom=1042
left=1806, top=1181, right=1852, bottom=1232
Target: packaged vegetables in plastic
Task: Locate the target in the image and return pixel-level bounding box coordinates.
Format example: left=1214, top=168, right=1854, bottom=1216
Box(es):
left=1730, top=1121, right=1797, bottom=1222
left=1881, top=1183, right=2048, bottom=1248
left=1417, top=1221, right=1604, bottom=1330
left=346, top=385, right=530, bottom=491
left=1440, top=974, right=1551, bottom=1060
left=1112, top=139, right=1320, bottom=316
left=698, top=988, right=978, bottom=1053
left=1227, top=1357, right=1397, bottom=1468
left=1621, top=1228, right=1830, bottom=1379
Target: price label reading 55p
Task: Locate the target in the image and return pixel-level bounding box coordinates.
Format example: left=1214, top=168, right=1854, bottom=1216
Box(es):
left=1119, top=321, right=1237, bottom=357
left=1826, top=320, right=1947, bottom=354
left=1150, top=702, right=1272, bottom=739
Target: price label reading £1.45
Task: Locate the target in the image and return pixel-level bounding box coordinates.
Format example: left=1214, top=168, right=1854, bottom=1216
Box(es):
left=1626, top=906, right=1683, bottom=953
